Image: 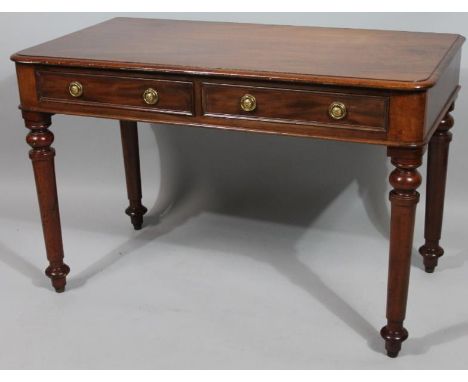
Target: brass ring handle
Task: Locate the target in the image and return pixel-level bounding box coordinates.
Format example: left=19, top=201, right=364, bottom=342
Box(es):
left=68, top=81, right=83, bottom=97
left=240, top=94, right=256, bottom=112
left=143, top=88, right=159, bottom=105
left=328, top=102, right=347, bottom=120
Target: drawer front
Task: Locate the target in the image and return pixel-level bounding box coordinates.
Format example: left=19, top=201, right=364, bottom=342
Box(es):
left=37, top=70, right=194, bottom=115
left=202, top=83, right=388, bottom=130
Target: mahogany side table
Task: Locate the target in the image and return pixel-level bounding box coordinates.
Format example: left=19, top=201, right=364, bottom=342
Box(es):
left=11, top=18, right=465, bottom=357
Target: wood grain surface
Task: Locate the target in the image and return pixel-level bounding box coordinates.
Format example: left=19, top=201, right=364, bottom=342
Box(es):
left=11, top=17, right=465, bottom=90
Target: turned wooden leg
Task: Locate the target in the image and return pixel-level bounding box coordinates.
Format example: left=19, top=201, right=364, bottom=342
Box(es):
left=23, top=111, right=70, bottom=293
left=120, top=120, right=147, bottom=230
left=380, top=147, right=423, bottom=357
left=419, top=104, right=454, bottom=273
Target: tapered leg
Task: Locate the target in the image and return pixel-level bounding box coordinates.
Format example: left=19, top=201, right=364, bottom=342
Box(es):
left=380, top=147, right=423, bottom=357
left=23, top=111, right=70, bottom=293
left=419, top=104, right=454, bottom=273
left=120, top=120, right=147, bottom=230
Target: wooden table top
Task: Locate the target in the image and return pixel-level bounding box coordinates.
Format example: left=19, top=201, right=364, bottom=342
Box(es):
left=12, top=17, right=464, bottom=90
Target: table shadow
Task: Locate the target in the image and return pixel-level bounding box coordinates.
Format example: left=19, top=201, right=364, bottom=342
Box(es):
left=404, top=320, right=468, bottom=356
left=70, top=123, right=392, bottom=354
left=0, top=242, right=49, bottom=290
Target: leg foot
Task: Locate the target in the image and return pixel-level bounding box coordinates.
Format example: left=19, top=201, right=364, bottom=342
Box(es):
left=380, top=324, right=408, bottom=358
left=120, top=121, right=147, bottom=230
left=46, top=263, right=70, bottom=292
left=125, top=205, right=148, bottom=230
left=419, top=243, right=443, bottom=273
left=419, top=104, right=454, bottom=272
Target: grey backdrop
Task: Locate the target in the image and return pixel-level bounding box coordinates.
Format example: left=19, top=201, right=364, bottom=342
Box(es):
left=0, top=13, right=468, bottom=369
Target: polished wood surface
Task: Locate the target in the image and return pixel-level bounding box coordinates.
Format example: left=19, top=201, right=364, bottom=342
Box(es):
left=11, top=18, right=464, bottom=358
left=37, top=67, right=194, bottom=115
left=382, top=146, right=424, bottom=357
left=13, top=63, right=461, bottom=147
left=23, top=111, right=70, bottom=292
left=419, top=105, right=454, bottom=272
left=202, top=82, right=388, bottom=130
left=120, top=120, right=147, bottom=230
left=12, top=17, right=464, bottom=90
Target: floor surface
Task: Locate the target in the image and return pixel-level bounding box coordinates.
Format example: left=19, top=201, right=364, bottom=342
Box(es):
left=1, top=129, right=467, bottom=369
